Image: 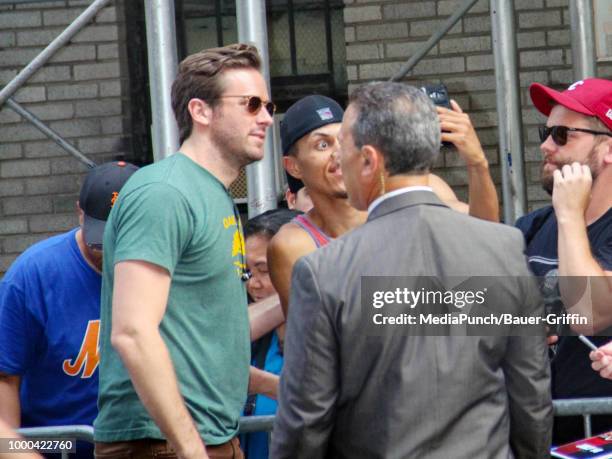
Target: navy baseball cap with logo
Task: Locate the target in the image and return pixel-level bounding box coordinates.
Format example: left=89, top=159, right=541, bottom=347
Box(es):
left=79, top=161, right=138, bottom=248
left=280, top=95, right=344, bottom=155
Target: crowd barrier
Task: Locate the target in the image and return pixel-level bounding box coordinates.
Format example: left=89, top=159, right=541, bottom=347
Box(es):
left=17, top=401, right=612, bottom=457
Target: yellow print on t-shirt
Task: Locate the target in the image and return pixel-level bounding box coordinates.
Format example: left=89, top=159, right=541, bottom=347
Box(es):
left=223, top=213, right=246, bottom=278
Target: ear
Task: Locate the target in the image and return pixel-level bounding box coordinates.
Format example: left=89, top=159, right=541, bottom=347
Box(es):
left=187, top=98, right=214, bottom=128
left=76, top=201, right=85, bottom=226
left=603, top=138, right=612, bottom=165
left=283, top=155, right=303, bottom=180
left=285, top=188, right=296, bottom=209
left=360, top=145, right=383, bottom=179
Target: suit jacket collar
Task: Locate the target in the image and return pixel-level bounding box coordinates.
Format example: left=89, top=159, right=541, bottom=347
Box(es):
left=367, top=190, right=448, bottom=222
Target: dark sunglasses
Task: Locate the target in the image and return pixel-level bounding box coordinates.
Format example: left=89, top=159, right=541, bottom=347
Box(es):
left=219, top=95, right=276, bottom=117
left=538, top=125, right=612, bottom=146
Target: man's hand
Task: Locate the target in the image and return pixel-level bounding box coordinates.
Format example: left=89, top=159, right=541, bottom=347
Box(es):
left=437, top=100, right=488, bottom=167
left=249, top=366, right=279, bottom=400
left=436, top=99, right=499, bottom=222
left=552, top=162, right=592, bottom=222
left=590, top=341, right=612, bottom=380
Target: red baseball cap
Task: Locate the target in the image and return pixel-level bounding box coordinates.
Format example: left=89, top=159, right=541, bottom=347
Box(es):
left=529, top=78, right=612, bottom=131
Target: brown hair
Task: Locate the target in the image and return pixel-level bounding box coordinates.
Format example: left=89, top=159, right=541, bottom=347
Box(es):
left=171, top=43, right=262, bottom=144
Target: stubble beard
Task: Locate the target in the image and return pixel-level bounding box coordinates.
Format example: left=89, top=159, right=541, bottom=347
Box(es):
left=540, top=144, right=600, bottom=196
left=210, top=116, right=260, bottom=170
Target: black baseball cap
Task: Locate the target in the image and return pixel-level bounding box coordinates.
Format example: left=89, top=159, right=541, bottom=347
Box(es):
left=79, top=161, right=138, bottom=247
left=280, top=95, right=344, bottom=194
left=280, top=95, right=344, bottom=156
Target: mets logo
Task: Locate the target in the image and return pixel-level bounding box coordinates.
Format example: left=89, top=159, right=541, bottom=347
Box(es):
left=62, top=320, right=100, bottom=379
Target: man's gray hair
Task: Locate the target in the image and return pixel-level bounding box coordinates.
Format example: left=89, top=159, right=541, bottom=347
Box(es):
left=349, top=82, right=440, bottom=175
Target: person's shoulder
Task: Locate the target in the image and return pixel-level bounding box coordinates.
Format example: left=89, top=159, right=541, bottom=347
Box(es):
left=268, top=222, right=318, bottom=263
left=2, top=230, right=76, bottom=281
left=514, top=205, right=554, bottom=236
left=417, top=203, right=525, bottom=247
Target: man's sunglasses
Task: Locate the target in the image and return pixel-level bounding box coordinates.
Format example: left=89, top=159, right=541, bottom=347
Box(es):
left=219, top=95, right=276, bottom=117
left=538, top=125, right=612, bottom=146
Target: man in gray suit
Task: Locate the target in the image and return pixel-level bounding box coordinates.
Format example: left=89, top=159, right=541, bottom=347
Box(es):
left=271, top=82, right=552, bottom=459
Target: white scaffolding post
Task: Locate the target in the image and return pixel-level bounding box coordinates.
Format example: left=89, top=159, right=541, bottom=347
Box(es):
left=490, top=0, right=527, bottom=223
left=144, top=0, right=180, bottom=161
left=236, top=0, right=278, bottom=218
left=570, top=0, right=596, bottom=80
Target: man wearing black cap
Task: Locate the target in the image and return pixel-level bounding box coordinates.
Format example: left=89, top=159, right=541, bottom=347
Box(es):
left=269, top=94, right=499, bottom=316
left=516, top=78, right=612, bottom=444
left=0, top=161, right=137, bottom=458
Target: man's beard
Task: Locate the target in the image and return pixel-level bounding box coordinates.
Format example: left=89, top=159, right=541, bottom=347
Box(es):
left=540, top=145, right=600, bottom=195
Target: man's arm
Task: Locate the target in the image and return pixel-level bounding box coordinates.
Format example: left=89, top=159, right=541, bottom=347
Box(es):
left=0, top=417, right=42, bottom=459
left=248, top=366, right=279, bottom=400
left=271, top=257, right=339, bottom=459
left=437, top=100, right=499, bottom=222
left=0, top=373, right=20, bottom=427
left=553, top=163, right=612, bottom=334
left=248, top=294, right=284, bottom=341
left=267, top=225, right=317, bottom=317
left=502, top=275, right=553, bottom=458
left=111, top=260, right=208, bottom=459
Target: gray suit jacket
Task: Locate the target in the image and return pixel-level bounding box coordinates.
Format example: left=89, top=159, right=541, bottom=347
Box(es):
left=271, top=191, right=552, bottom=459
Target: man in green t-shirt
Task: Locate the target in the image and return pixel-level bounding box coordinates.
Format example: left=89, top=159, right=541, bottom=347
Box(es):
left=94, top=44, right=275, bottom=459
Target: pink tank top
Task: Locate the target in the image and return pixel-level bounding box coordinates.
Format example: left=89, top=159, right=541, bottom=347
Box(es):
left=292, top=214, right=331, bottom=248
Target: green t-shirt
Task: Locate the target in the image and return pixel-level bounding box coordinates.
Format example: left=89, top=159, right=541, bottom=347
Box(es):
left=94, top=153, right=250, bottom=444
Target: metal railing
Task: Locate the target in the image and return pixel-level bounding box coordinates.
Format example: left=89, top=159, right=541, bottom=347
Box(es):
left=17, top=425, right=93, bottom=459
left=554, top=397, right=612, bottom=438
left=17, top=400, right=612, bottom=458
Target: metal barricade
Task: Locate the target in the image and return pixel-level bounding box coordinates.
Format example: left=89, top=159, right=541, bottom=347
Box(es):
left=15, top=418, right=275, bottom=457
left=17, top=425, right=93, bottom=459
left=17, top=402, right=612, bottom=456
left=553, top=398, right=612, bottom=438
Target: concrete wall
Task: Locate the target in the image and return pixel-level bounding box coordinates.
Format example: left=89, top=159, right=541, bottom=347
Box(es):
left=0, top=0, right=132, bottom=273
left=343, top=0, right=612, bottom=217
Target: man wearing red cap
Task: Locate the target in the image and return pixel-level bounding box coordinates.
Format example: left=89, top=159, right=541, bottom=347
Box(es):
left=516, top=78, right=612, bottom=444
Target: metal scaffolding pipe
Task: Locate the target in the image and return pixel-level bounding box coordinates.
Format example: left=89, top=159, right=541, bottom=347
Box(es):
left=144, top=0, right=180, bottom=161
left=0, top=0, right=68, bottom=4
left=490, top=0, right=527, bottom=223
left=390, top=0, right=479, bottom=81
left=0, top=0, right=111, bottom=107
left=237, top=0, right=278, bottom=217
left=570, top=0, right=596, bottom=80
left=7, top=98, right=96, bottom=169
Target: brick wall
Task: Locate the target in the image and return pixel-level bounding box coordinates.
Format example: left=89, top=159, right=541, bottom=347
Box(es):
left=0, top=0, right=132, bottom=273
left=343, top=0, right=612, bottom=217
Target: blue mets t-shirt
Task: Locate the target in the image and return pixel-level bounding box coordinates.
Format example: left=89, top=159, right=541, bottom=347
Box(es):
left=0, top=229, right=100, bottom=457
